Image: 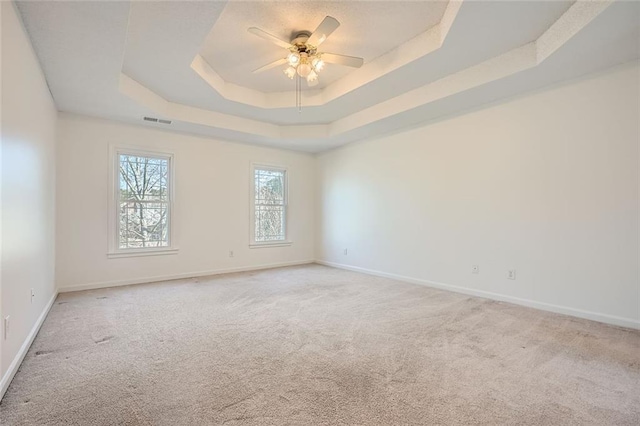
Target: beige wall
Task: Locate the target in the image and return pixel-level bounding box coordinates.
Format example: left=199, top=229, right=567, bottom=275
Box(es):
left=316, top=62, right=640, bottom=328
left=1, top=1, right=57, bottom=388
left=55, top=113, right=316, bottom=291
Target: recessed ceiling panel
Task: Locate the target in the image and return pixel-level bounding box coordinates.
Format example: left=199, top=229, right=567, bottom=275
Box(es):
left=200, top=0, right=448, bottom=92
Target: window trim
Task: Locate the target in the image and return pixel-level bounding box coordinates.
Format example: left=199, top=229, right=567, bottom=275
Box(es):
left=249, top=163, right=291, bottom=248
left=108, top=145, right=177, bottom=258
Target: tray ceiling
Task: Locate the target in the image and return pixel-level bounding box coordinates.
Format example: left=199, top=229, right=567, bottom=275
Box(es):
left=14, top=0, right=640, bottom=152
left=199, top=1, right=448, bottom=92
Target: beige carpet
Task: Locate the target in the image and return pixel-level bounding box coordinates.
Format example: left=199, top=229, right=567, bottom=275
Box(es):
left=1, top=264, right=638, bottom=425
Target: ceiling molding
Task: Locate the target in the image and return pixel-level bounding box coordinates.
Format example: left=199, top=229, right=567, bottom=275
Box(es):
left=332, top=0, right=615, bottom=137
left=536, top=0, right=613, bottom=62
left=120, top=73, right=329, bottom=141
left=189, top=1, right=463, bottom=110
left=19, top=0, right=634, bottom=153
left=120, top=0, right=613, bottom=143
left=331, top=43, right=539, bottom=137
left=119, top=73, right=282, bottom=139
left=191, top=54, right=324, bottom=110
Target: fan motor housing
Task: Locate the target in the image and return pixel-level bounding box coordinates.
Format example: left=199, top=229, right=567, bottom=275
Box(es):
left=291, top=31, right=314, bottom=52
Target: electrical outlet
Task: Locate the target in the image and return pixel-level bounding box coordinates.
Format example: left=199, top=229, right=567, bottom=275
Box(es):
left=507, top=270, right=516, bottom=280
left=4, top=316, right=10, bottom=340
left=31, top=288, right=35, bottom=303
left=229, top=250, right=234, bottom=258
left=472, top=265, right=479, bottom=274
left=343, top=248, right=348, bottom=255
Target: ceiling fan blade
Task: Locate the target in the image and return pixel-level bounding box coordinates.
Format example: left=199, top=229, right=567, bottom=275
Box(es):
left=252, top=58, right=288, bottom=73
left=247, top=27, right=292, bottom=49
left=321, top=53, right=364, bottom=68
left=307, top=16, right=340, bottom=47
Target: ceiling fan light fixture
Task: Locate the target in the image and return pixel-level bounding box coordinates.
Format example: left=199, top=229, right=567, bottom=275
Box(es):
left=284, top=66, right=296, bottom=79
left=287, top=52, right=300, bottom=66
left=248, top=16, right=363, bottom=112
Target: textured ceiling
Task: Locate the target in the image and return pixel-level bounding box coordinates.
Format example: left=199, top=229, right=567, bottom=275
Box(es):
left=199, top=1, right=448, bottom=92
left=14, top=0, right=640, bottom=153
left=120, top=0, right=577, bottom=121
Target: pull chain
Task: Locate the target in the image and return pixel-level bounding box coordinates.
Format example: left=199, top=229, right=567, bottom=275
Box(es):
left=296, top=75, right=302, bottom=113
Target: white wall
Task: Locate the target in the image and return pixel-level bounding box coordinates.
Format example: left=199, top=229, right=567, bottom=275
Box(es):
left=317, top=61, right=640, bottom=328
left=56, top=113, right=315, bottom=291
left=1, top=0, right=57, bottom=389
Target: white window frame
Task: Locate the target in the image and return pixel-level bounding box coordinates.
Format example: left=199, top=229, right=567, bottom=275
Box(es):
left=108, top=145, right=177, bottom=258
left=250, top=163, right=291, bottom=248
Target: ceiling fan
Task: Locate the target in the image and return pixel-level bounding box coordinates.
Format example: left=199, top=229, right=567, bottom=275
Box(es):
left=248, top=16, right=364, bottom=88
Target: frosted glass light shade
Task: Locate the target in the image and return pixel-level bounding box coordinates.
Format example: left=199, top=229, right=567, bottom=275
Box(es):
left=287, top=52, right=300, bottom=66
left=312, top=57, right=324, bottom=72
left=307, top=70, right=318, bottom=82
left=297, top=63, right=312, bottom=78
left=284, top=66, right=296, bottom=79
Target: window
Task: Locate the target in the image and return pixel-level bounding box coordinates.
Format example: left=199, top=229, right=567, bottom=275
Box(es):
left=251, top=165, right=289, bottom=246
left=109, top=147, right=175, bottom=256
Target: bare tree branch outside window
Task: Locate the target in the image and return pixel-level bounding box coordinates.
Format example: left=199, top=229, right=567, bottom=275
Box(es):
left=118, top=154, right=170, bottom=249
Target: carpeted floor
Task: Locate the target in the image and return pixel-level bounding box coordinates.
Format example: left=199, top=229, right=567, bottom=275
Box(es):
left=1, top=265, right=638, bottom=425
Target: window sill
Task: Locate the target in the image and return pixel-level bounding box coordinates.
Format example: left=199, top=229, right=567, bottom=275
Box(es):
left=107, top=248, right=179, bottom=259
left=249, top=241, right=292, bottom=249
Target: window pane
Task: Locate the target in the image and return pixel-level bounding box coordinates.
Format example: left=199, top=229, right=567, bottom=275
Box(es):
left=117, top=153, right=170, bottom=250
left=255, top=205, right=285, bottom=241
left=119, top=155, right=168, bottom=202
left=255, top=169, right=284, bottom=205
left=253, top=167, right=286, bottom=243
left=119, top=202, right=169, bottom=249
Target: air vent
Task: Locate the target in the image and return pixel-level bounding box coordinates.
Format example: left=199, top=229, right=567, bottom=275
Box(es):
left=143, top=116, right=172, bottom=125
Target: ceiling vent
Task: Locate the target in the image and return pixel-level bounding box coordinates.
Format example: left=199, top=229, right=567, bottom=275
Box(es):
left=143, top=116, right=172, bottom=125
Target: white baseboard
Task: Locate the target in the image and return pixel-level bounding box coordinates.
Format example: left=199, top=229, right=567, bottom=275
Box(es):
left=57, top=260, right=315, bottom=293
left=315, top=260, right=640, bottom=330
left=1, top=291, right=58, bottom=401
